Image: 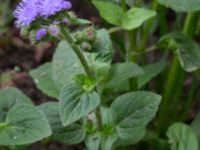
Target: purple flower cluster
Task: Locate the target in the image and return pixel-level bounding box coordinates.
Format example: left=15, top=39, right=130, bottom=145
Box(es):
left=13, top=0, right=72, bottom=28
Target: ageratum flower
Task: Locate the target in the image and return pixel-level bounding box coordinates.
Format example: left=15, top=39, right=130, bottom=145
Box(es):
left=36, top=28, right=47, bottom=40
left=38, top=0, right=72, bottom=18
left=14, top=0, right=72, bottom=28
left=13, top=1, right=39, bottom=27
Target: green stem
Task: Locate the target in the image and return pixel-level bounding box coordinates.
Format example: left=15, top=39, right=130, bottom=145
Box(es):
left=108, top=27, right=123, bottom=34
left=156, top=12, right=200, bottom=136
left=139, top=0, right=158, bottom=51
left=60, top=26, right=104, bottom=131
left=180, top=76, right=198, bottom=121
left=158, top=6, right=168, bottom=36
left=183, top=12, right=200, bottom=36
left=121, top=0, right=127, bottom=11
left=132, top=45, right=157, bottom=56
left=60, top=26, right=92, bottom=76
left=172, top=12, right=200, bottom=121
left=157, top=57, right=181, bottom=134
left=127, top=29, right=138, bottom=90
left=127, top=30, right=137, bottom=61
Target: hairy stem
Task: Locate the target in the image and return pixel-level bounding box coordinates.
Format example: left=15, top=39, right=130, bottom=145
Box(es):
left=60, top=26, right=104, bottom=131
left=60, top=26, right=92, bottom=76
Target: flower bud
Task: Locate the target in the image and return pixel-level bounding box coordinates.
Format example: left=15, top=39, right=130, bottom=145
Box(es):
left=74, top=31, right=85, bottom=44
left=81, top=42, right=92, bottom=52
left=49, top=25, right=60, bottom=37
left=36, top=28, right=47, bottom=40
left=84, top=26, right=96, bottom=43
left=63, top=18, right=69, bottom=24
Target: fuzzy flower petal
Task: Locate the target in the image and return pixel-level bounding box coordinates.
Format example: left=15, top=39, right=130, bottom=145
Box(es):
left=38, top=0, right=72, bottom=17
left=36, top=28, right=47, bottom=40
left=22, top=0, right=40, bottom=5
left=13, top=2, right=39, bottom=27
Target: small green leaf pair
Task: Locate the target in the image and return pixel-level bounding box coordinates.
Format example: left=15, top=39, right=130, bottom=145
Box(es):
left=92, top=1, right=156, bottom=30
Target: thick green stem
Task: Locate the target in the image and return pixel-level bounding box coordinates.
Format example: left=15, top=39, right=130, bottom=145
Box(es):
left=60, top=26, right=92, bottom=76
left=180, top=76, right=198, bottom=121
left=127, top=30, right=137, bottom=61
left=121, top=0, right=127, bottom=11
left=127, top=29, right=138, bottom=90
left=158, top=7, right=168, bottom=36
left=183, top=12, right=200, bottom=36
left=156, top=12, right=200, bottom=136
left=157, top=57, right=182, bottom=132
left=171, top=12, right=200, bottom=120
left=139, top=0, right=158, bottom=51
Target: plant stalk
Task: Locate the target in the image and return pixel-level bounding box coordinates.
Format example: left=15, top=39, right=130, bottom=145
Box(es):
left=139, top=0, right=158, bottom=51
left=60, top=26, right=105, bottom=131
left=60, top=26, right=92, bottom=76
left=121, top=0, right=127, bottom=11
left=156, top=12, right=200, bottom=136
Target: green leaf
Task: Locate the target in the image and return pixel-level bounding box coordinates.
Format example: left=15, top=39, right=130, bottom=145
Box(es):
left=105, top=62, right=143, bottom=88
left=158, top=0, right=200, bottom=12
left=53, top=123, right=86, bottom=145
left=101, top=132, right=118, bottom=150
left=137, top=60, right=167, bottom=88
left=88, top=29, right=113, bottom=81
left=0, top=104, right=51, bottom=145
left=72, top=18, right=92, bottom=25
left=111, top=91, right=161, bottom=145
left=92, top=29, right=114, bottom=55
left=0, top=87, right=33, bottom=122
left=100, top=107, right=115, bottom=126
left=59, top=84, right=100, bottom=126
left=167, top=123, right=199, bottom=150
left=191, top=113, right=200, bottom=140
left=38, top=102, right=85, bottom=144
left=92, top=1, right=124, bottom=25
left=86, top=131, right=118, bottom=150
left=85, top=132, right=101, bottom=150
left=122, top=7, right=156, bottom=30
left=74, top=74, right=96, bottom=92
left=30, top=63, right=59, bottom=99
left=53, top=29, right=113, bottom=91
left=159, top=32, right=200, bottom=72
left=38, top=102, right=61, bottom=132
left=52, top=41, right=85, bottom=90
left=92, top=1, right=156, bottom=30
